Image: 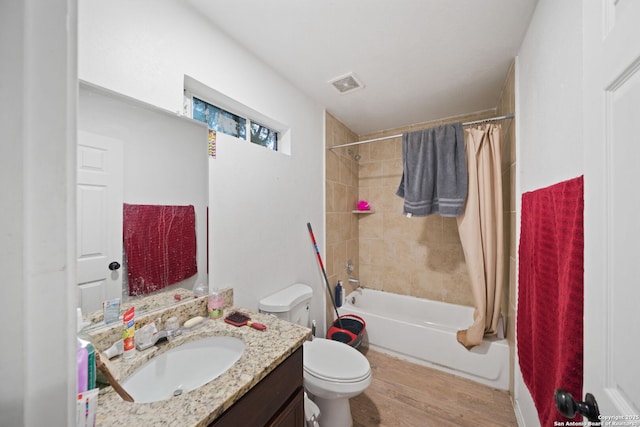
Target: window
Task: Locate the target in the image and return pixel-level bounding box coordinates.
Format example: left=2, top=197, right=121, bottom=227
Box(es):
left=191, top=96, right=278, bottom=151
left=250, top=122, right=278, bottom=150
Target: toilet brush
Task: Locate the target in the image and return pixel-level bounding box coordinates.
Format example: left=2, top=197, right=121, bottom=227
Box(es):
left=306, top=222, right=343, bottom=329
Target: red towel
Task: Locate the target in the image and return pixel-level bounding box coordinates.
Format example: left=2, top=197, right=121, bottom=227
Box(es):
left=518, top=176, right=583, bottom=426
left=123, top=204, right=198, bottom=296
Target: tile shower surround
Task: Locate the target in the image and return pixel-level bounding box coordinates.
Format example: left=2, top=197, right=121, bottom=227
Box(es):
left=327, top=111, right=492, bottom=307
left=325, top=61, right=516, bottom=394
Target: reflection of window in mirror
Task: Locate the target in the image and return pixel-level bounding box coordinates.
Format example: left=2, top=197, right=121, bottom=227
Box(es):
left=193, top=97, right=247, bottom=140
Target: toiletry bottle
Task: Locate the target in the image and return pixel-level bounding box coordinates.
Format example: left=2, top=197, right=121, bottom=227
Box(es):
left=335, top=281, right=343, bottom=308
left=208, top=289, right=224, bottom=319
left=76, top=308, right=96, bottom=390
left=104, top=339, right=124, bottom=359
left=77, top=335, right=96, bottom=390
left=122, top=306, right=135, bottom=359
left=77, top=346, right=88, bottom=393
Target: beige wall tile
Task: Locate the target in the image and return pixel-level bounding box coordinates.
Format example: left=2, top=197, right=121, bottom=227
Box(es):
left=358, top=160, right=384, bottom=188
left=443, top=272, right=474, bottom=306
left=510, top=211, right=516, bottom=260
left=441, top=217, right=462, bottom=244
left=360, top=265, right=385, bottom=290
left=496, top=61, right=516, bottom=397
left=325, top=181, right=335, bottom=213
left=357, top=143, right=371, bottom=163
left=339, top=156, right=358, bottom=187
left=381, top=266, right=413, bottom=294
left=332, top=241, right=347, bottom=277
left=326, top=150, right=340, bottom=181
left=326, top=212, right=341, bottom=245
left=325, top=112, right=360, bottom=312
left=370, top=139, right=400, bottom=161
left=326, top=243, right=336, bottom=277
left=410, top=271, right=445, bottom=301
left=382, top=158, right=403, bottom=188
left=510, top=163, right=516, bottom=212
left=358, top=213, right=384, bottom=239
left=334, top=182, right=348, bottom=213
left=509, top=256, right=517, bottom=310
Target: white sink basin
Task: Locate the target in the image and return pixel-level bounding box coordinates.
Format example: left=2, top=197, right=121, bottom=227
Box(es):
left=122, top=336, right=245, bottom=403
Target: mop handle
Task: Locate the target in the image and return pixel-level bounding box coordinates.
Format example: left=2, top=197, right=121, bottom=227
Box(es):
left=307, top=223, right=326, bottom=271
left=306, top=223, right=343, bottom=329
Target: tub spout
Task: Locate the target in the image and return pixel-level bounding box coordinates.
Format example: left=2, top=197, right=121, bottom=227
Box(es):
left=348, top=278, right=360, bottom=285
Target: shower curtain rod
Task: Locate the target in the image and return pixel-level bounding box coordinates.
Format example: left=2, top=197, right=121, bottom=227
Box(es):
left=327, top=113, right=514, bottom=150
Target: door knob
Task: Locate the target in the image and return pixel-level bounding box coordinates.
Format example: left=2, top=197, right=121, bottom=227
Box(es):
left=108, top=261, right=121, bottom=271
left=554, top=388, right=600, bottom=423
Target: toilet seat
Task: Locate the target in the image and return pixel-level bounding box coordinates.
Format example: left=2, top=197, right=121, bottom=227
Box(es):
left=303, top=338, right=371, bottom=383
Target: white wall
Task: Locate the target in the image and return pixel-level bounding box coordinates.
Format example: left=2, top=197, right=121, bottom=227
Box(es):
left=78, top=1, right=328, bottom=331
left=514, top=0, right=584, bottom=425
left=0, top=1, right=76, bottom=426
left=517, top=0, right=584, bottom=194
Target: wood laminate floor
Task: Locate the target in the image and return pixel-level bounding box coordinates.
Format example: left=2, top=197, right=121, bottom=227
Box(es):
left=350, top=349, right=517, bottom=427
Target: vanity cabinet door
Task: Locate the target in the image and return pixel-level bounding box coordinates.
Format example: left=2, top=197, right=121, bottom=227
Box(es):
left=266, top=386, right=304, bottom=427
left=210, top=346, right=304, bottom=427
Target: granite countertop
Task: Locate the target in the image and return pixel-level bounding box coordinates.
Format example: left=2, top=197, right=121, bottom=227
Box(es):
left=95, top=309, right=311, bottom=427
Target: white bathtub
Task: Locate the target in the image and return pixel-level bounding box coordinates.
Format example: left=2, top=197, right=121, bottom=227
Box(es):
left=337, top=288, right=509, bottom=390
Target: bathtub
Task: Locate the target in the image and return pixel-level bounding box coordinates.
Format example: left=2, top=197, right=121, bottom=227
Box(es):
left=337, top=288, right=509, bottom=390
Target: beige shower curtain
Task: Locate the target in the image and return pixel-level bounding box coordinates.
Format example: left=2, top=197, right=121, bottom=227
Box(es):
left=456, top=123, right=504, bottom=350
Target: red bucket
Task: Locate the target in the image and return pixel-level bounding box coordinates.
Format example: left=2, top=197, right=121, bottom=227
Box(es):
left=327, top=314, right=366, bottom=348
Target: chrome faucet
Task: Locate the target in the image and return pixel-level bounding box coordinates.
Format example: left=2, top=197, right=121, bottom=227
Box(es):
left=348, top=278, right=360, bottom=285
left=135, top=322, right=182, bottom=351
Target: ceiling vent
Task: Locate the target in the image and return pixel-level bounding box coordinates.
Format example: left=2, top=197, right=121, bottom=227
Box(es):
left=329, top=72, right=364, bottom=94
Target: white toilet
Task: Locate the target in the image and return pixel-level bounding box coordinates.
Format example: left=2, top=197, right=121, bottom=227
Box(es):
left=259, top=283, right=372, bottom=427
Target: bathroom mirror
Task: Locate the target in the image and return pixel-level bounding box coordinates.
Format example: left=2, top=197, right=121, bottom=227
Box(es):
left=77, top=81, right=209, bottom=329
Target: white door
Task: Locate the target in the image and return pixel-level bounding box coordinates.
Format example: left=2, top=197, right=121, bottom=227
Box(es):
left=583, top=0, right=640, bottom=420
left=77, top=130, right=124, bottom=314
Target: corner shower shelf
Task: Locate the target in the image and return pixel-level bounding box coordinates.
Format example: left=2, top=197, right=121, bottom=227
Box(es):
left=352, top=210, right=375, bottom=214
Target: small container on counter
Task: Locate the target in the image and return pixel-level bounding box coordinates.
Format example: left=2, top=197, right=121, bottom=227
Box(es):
left=122, top=306, right=135, bottom=359
left=208, top=289, right=224, bottom=319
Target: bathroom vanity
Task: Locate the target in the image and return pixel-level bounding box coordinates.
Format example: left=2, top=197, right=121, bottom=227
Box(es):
left=94, top=309, right=310, bottom=427
left=210, top=346, right=303, bottom=427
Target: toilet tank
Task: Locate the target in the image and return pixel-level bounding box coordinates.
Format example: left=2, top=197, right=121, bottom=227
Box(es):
left=258, top=283, right=313, bottom=327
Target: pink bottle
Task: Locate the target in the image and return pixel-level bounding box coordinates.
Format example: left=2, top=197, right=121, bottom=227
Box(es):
left=77, top=347, right=88, bottom=393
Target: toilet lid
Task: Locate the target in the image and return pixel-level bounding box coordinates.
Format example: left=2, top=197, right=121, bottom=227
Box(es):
left=303, top=338, right=371, bottom=383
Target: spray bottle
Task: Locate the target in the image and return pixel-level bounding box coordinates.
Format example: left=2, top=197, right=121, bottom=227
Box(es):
left=335, top=281, right=343, bottom=308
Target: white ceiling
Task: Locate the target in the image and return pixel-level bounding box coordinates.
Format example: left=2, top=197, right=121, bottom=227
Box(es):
left=185, top=0, right=538, bottom=136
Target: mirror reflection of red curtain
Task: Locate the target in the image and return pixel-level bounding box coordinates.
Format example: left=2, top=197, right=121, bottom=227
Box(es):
left=123, top=204, right=197, bottom=296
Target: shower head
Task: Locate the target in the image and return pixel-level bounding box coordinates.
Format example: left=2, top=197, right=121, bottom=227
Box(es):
left=347, top=149, right=361, bottom=161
